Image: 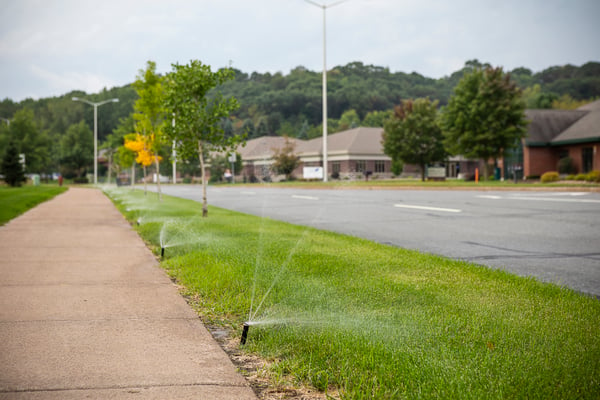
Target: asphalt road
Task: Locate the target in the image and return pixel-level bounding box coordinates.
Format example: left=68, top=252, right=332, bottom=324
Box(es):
left=155, top=185, right=600, bottom=297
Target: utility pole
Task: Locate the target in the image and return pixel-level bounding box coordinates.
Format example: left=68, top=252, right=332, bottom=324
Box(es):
left=305, top=0, right=349, bottom=182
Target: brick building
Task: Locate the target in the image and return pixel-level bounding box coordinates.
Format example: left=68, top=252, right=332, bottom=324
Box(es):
left=523, top=100, right=600, bottom=177
left=231, top=127, right=393, bottom=181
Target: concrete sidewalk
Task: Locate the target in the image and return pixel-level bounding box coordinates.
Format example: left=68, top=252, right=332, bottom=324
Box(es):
left=0, top=188, right=256, bottom=399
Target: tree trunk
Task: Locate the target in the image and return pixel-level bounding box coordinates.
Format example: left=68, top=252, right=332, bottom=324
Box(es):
left=420, top=163, right=426, bottom=182
left=155, top=157, right=162, bottom=201
left=198, top=141, right=208, bottom=217
left=131, top=164, right=135, bottom=186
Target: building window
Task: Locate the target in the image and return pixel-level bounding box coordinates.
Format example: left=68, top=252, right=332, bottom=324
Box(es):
left=332, top=162, right=341, bottom=174
left=375, top=160, right=385, bottom=173
left=356, top=160, right=366, bottom=173
left=582, top=147, right=593, bottom=173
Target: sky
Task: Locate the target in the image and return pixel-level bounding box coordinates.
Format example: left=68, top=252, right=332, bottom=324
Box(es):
left=1, top=0, right=599, bottom=102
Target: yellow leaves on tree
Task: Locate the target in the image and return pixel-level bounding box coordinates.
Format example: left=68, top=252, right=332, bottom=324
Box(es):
left=124, top=134, right=162, bottom=167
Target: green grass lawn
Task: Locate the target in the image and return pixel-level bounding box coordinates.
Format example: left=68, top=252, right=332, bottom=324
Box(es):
left=0, top=185, right=67, bottom=225
left=108, top=188, right=600, bottom=399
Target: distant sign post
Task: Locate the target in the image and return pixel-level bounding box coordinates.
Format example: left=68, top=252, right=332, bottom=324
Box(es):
left=427, top=167, right=446, bottom=181
left=228, top=153, right=237, bottom=184
left=303, top=167, right=324, bottom=180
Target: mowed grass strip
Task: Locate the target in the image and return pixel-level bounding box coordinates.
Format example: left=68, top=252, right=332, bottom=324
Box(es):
left=108, top=188, right=600, bottom=400
left=0, top=185, right=67, bottom=225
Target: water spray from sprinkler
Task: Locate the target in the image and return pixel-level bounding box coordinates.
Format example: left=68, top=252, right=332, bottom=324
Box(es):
left=240, top=322, right=250, bottom=345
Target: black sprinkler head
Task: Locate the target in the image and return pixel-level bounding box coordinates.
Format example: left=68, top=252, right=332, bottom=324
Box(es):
left=240, top=322, right=250, bottom=345
left=161, top=247, right=165, bottom=258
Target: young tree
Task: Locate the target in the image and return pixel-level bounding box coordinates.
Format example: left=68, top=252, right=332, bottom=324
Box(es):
left=164, top=60, right=241, bottom=217
left=106, top=114, right=136, bottom=184
left=383, top=98, right=446, bottom=181
left=1, top=140, right=25, bottom=187
left=441, top=66, right=527, bottom=179
left=271, top=136, right=300, bottom=180
left=133, top=61, right=165, bottom=200
left=59, top=121, right=93, bottom=179
left=124, top=133, right=161, bottom=194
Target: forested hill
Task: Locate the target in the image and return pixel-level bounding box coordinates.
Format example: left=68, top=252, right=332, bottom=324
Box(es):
left=1, top=60, right=599, bottom=143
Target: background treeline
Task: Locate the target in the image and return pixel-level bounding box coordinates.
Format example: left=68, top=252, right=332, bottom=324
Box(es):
left=0, top=60, right=598, bottom=178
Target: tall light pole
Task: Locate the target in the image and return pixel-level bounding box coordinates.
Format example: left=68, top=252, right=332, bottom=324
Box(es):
left=305, top=0, right=349, bottom=182
left=172, top=115, right=177, bottom=184
left=72, top=97, right=119, bottom=184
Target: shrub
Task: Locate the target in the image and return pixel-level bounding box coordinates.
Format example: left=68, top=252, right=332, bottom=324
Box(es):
left=540, top=171, right=559, bottom=183
left=557, top=157, right=575, bottom=174
left=73, top=177, right=89, bottom=184
left=566, top=174, right=576, bottom=180
left=586, top=170, right=600, bottom=183
left=575, top=174, right=587, bottom=181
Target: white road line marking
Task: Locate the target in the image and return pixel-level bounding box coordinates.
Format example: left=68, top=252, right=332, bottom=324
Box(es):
left=477, top=195, right=502, bottom=199
left=292, top=195, right=319, bottom=201
left=393, top=204, right=462, bottom=213
left=507, top=197, right=600, bottom=204
left=511, top=192, right=588, bottom=197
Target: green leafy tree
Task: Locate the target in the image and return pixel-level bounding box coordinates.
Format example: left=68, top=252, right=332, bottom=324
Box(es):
left=441, top=66, right=527, bottom=179
left=383, top=98, right=446, bottom=181
left=271, top=136, right=300, bottom=180
left=59, top=121, right=93, bottom=178
left=133, top=61, right=165, bottom=199
left=362, top=110, right=393, bottom=127
left=7, top=109, right=50, bottom=174
left=107, top=115, right=136, bottom=183
left=1, top=140, right=26, bottom=186
left=338, top=109, right=360, bottom=131
left=117, top=134, right=137, bottom=186
left=552, top=94, right=596, bottom=110
left=164, top=60, right=241, bottom=217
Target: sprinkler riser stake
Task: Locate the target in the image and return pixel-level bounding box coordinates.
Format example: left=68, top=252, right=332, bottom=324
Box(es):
left=240, top=323, right=250, bottom=345
left=161, top=247, right=165, bottom=258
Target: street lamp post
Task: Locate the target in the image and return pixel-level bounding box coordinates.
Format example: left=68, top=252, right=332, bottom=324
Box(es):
left=305, top=0, right=349, bottom=182
left=72, top=97, right=119, bottom=184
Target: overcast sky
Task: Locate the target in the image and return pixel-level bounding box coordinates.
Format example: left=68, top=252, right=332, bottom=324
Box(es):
left=1, top=0, right=598, bottom=102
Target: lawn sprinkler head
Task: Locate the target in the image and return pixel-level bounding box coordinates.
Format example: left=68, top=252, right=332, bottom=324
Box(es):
left=240, top=322, right=250, bottom=345
left=137, top=218, right=141, bottom=225
left=161, top=247, right=165, bottom=258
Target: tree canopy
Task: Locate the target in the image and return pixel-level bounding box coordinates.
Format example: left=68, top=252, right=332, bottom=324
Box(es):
left=383, top=98, right=446, bottom=181
left=1, top=140, right=26, bottom=186
left=441, top=66, right=528, bottom=179
left=164, top=60, right=241, bottom=216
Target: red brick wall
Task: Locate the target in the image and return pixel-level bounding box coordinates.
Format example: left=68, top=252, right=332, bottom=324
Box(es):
left=564, top=144, right=600, bottom=173
left=524, top=147, right=557, bottom=177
